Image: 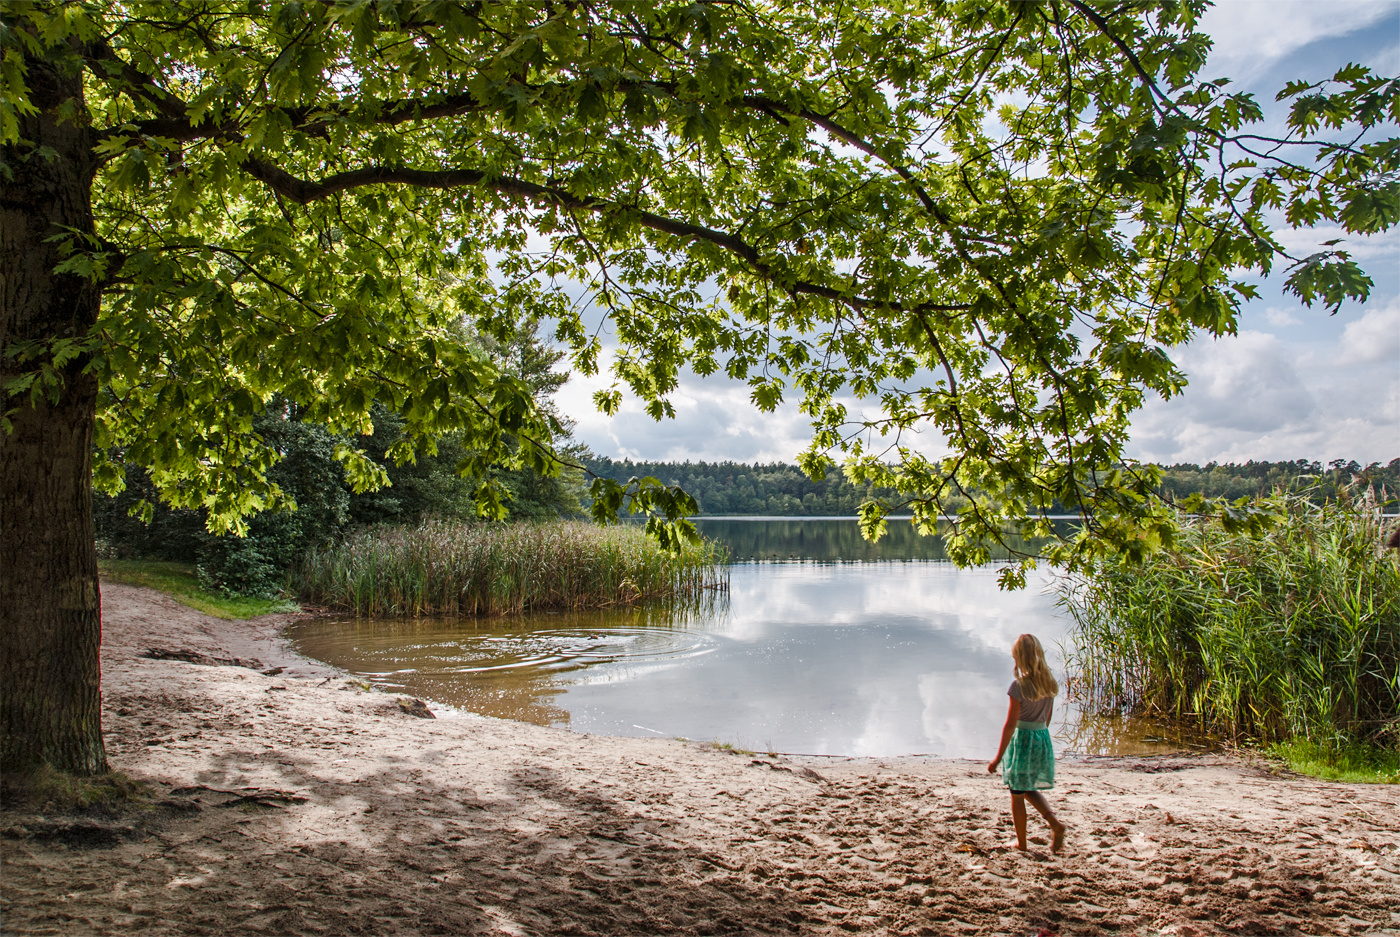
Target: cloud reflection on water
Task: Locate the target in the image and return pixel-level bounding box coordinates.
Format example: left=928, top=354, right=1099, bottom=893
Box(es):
left=559, top=564, right=1070, bottom=758
left=289, top=553, right=1191, bottom=759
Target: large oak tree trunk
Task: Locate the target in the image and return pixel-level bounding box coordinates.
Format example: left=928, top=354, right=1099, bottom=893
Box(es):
left=0, top=51, right=107, bottom=774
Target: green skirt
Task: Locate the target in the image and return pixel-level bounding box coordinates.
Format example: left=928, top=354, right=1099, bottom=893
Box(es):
left=1002, top=721, right=1055, bottom=791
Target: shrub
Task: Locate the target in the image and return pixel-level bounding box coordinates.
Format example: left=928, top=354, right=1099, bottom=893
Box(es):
left=97, top=402, right=586, bottom=596
left=1060, top=490, right=1400, bottom=748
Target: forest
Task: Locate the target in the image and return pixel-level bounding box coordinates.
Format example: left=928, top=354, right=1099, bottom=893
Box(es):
left=586, top=456, right=1400, bottom=517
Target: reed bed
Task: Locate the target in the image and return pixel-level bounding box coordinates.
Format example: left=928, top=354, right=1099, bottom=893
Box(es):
left=294, top=520, right=730, bottom=617
left=1059, top=491, right=1399, bottom=748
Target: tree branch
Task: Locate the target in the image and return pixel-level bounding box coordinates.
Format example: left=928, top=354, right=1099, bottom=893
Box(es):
left=83, top=38, right=188, bottom=122
left=239, top=159, right=972, bottom=317
left=1062, top=0, right=1164, bottom=107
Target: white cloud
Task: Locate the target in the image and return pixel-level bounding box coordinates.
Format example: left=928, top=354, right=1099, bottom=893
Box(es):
left=558, top=347, right=953, bottom=463
left=1336, top=298, right=1400, bottom=365
left=1270, top=225, right=1400, bottom=265
left=1199, top=1, right=1396, bottom=82
left=1179, top=331, right=1316, bottom=432
left=560, top=314, right=1398, bottom=466
left=1263, top=307, right=1302, bottom=327
left=559, top=362, right=817, bottom=463
left=1128, top=319, right=1399, bottom=464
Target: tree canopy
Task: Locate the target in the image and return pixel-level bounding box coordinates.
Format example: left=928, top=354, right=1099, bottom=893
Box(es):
left=1, top=0, right=1396, bottom=770
left=6, top=0, right=1397, bottom=568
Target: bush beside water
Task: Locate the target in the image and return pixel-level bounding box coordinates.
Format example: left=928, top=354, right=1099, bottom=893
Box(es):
left=97, top=401, right=589, bottom=598
left=1060, top=491, right=1399, bottom=752
left=294, top=520, right=730, bottom=616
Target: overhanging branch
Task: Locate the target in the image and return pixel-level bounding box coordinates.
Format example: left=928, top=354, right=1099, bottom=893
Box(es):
left=240, top=159, right=972, bottom=317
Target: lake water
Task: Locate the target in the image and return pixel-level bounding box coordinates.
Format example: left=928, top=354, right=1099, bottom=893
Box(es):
left=288, top=518, right=1195, bottom=758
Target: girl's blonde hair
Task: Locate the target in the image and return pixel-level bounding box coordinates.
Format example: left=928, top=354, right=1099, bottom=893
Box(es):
left=1013, top=634, right=1059, bottom=701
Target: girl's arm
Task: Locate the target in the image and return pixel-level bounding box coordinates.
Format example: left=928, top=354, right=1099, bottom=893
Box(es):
left=987, top=696, right=1021, bottom=774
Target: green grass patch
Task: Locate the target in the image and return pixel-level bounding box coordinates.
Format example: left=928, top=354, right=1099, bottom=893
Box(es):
left=1266, top=739, right=1400, bottom=785
left=99, top=558, right=298, bottom=620
left=705, top=740, right=754, bottom=756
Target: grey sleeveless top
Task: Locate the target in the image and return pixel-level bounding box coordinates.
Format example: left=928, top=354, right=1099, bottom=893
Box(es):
left=1009, top=680, right=1053, bottom=725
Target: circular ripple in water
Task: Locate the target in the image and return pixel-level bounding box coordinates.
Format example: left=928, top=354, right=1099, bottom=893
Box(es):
left=288, top=621, right=716, bottom=694
left=442, top=627, right=720, bottom=676
left=288, top=619, right=722, bottom=721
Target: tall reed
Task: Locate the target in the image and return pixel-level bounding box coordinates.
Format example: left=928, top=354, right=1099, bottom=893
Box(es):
left=1060, top=490, right=1399, bottom=747
left=294, top=520, right=730, bottom=617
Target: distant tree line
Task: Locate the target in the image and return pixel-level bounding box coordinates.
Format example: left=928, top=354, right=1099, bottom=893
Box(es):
left=586, top=457, right=1400, bottom=517
left=582, top=457, right=925, bottom=517
left=1157, top=459, right=1399, bottom=506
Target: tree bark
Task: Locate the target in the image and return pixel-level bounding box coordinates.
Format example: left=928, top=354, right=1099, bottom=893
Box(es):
left=0, top=49, right=107, bottom=774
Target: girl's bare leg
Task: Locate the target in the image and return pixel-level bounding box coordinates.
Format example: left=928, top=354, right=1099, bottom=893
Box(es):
left=1010, top=793, right=1029, bottom=850
left=1023, top=791, right=1066, bottom=853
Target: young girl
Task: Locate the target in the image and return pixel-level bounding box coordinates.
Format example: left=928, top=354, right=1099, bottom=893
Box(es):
left=988, top=633, right=1067, bottom=854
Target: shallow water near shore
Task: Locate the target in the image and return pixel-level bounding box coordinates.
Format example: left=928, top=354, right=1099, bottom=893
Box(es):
left=288, top=519, right=1204, bottom=758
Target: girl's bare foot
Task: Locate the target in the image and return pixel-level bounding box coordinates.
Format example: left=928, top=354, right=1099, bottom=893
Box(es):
left=1051, top=823, right=1066, bottom=854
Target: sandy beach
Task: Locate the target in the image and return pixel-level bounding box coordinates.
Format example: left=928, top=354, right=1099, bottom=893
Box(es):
left=2, top=582, right=1398, bottom=936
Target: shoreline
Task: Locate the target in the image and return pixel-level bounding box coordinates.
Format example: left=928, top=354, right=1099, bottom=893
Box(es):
left=3, top=582, right=1398, bottom=936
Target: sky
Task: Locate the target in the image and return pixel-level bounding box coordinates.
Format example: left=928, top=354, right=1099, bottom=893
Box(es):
left=555, top=1, right=1400, bottom=468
